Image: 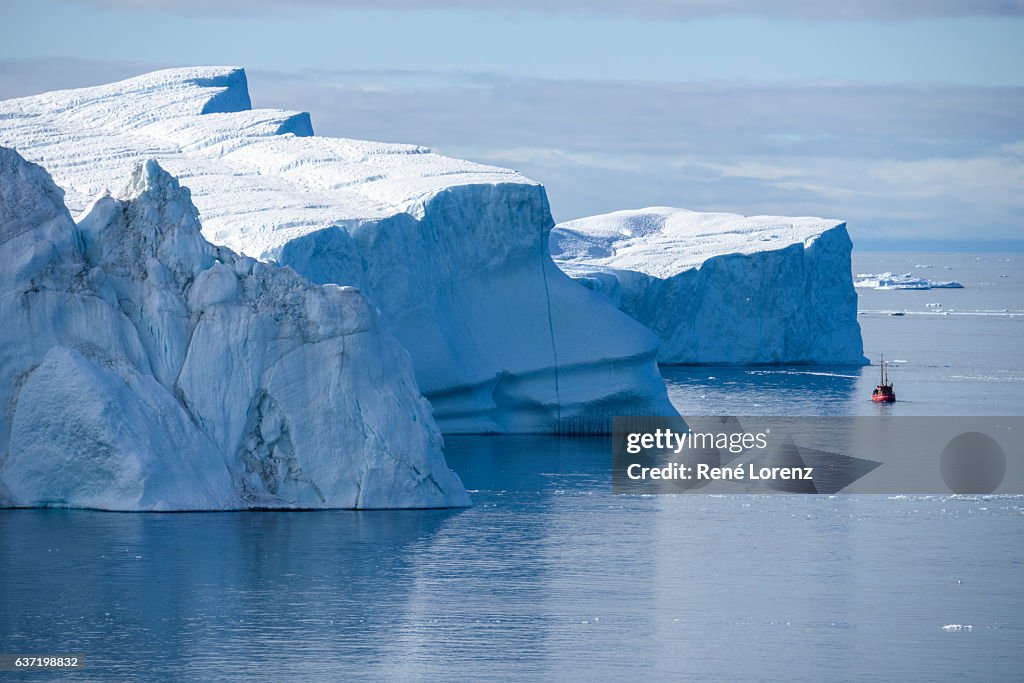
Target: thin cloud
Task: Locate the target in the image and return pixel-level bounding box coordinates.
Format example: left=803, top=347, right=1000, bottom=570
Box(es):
left=247, top=69, right=1024, bottom=160
left=246, top=68, right=1024, bottom=239
left=61, top=0, right=1024, bottom=20
left=1, top=58, right=1021, bottom=243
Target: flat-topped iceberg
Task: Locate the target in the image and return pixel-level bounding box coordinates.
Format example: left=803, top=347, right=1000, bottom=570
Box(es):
left=551, top=207, right=866, bottom=365
left=0, top=146, right=469, bottom=510
left=0, top=66, right=675, bottom=433
left=854, top=272, right=964, bottom=290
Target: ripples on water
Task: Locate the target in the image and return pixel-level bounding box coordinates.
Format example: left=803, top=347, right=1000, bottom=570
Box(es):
left=2, top=254, right=1023, bottom=681
left=3, top=443, right=1023, bottom=681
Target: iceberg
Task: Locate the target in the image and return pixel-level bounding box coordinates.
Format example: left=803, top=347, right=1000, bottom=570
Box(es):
left=550, top=207, right=866, bottom=365
left=854, top=272, right=964, bottom=290
left=0, top=146, right=469, bottom=510
left=0, top=66, right=675, bottom=433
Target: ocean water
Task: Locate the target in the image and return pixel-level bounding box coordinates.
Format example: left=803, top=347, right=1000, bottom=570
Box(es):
left=664, top=253, right=1024, bottom=416
left=1, top=253, right=1022, bottom=681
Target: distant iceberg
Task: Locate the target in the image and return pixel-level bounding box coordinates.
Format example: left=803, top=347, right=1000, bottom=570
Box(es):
left=0, top=147, right=469, bottom=511
left=0, top=66, right=675, bottom=434
left=854, top=272, right=964, bottom=290
left=550, top=207, right=866, bottom=365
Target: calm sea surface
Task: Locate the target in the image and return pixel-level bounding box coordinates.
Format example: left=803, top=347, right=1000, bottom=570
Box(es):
left=664, top=253, right=1024, bottom=416
left=1, top=253, right=1022, bottom=681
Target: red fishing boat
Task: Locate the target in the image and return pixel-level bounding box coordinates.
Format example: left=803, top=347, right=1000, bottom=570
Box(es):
left=872, top=355, right=895, bottom=403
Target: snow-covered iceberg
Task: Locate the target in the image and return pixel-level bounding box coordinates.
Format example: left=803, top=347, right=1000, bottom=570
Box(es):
left=0, top=67, right=675, bottom=433
left=551, top=207, right=866, bottom=365
left=0, top=146, right=469, bottom=510
left=854, top=272, right=964, bottom=290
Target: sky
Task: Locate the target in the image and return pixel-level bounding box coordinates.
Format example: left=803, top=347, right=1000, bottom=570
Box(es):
left=0, top=0, right=1022, bottom=248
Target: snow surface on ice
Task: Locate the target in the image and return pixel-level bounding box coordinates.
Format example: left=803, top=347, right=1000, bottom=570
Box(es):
left=551, top=207, right=866, bottom=365
left=0, top=147, right=469, bottom=510
left=0, top=67, right=675, bottom=433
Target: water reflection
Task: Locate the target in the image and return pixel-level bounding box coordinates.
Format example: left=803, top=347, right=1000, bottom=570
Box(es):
left=2, top=439, right=1022, bottom=681
left=0, top=509, right=461, bottom=680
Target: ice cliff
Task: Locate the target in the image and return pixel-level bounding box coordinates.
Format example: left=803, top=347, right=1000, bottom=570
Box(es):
left=551, top=207, right=866, bottom=365
left=0, top=146, right=469, bottom=510
left=0, top=67, right=675, bottom=433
